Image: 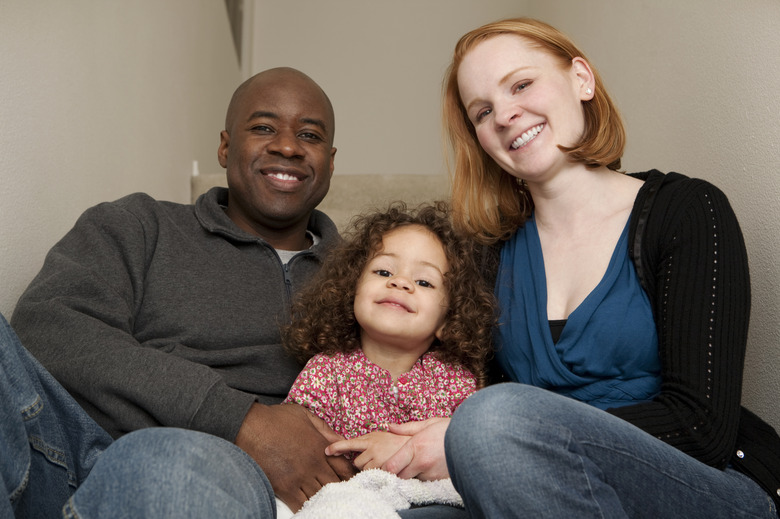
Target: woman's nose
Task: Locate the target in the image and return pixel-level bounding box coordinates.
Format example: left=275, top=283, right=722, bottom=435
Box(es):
left=496, top=102, right=523, bottom=128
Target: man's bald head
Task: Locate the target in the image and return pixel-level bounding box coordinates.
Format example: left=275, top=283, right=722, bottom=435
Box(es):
left=224, top=67, right=335, bottom=145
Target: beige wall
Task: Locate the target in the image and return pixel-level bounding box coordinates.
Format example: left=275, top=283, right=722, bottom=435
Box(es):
left=248, top=0, right=529, bottom=177
left=0, top=2, right=241, bottom=317
left=248, top=0, right=780, bottom=428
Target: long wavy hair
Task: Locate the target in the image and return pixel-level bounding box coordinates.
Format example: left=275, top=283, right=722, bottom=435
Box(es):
left=283, top=201, right=495, bottom=386
left=443, top=17, right=626, bottom=244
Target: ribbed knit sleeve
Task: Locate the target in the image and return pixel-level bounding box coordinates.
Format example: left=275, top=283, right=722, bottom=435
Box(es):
left=612, top=171, right=750, bottom=468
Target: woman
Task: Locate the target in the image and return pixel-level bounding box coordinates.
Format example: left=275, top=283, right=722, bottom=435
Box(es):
left=440, top=17, right=780, bottom=518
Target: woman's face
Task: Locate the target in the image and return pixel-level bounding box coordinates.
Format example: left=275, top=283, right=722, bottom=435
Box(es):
left=456, top=34, right=591, bottom=181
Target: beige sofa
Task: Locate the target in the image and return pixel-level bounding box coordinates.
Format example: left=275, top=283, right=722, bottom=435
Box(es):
left=191, top=172, right=451, bottom=232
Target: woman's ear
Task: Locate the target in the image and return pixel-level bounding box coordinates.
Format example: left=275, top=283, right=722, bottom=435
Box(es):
left=571, top=57, right=595, bottom=100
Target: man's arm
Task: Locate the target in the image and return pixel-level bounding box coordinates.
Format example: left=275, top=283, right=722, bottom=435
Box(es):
left=12, top=195, right=297, bottom=441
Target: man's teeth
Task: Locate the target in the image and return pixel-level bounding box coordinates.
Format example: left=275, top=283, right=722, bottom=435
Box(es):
left=269, top=172, right=298, bottom=181
left=511, top=124, right=544, bottom=149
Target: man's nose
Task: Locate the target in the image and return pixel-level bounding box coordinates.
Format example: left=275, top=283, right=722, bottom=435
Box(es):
left=268, top=131, right=304, bottom=158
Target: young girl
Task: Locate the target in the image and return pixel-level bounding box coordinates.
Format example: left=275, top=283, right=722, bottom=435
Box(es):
left=282, top=201, right=494, bottom=463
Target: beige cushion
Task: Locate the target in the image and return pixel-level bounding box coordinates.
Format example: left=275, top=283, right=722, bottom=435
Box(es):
left=191, top=173, right=451, bottom=232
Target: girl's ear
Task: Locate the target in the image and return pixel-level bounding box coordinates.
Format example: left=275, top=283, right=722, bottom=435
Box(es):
left=434, top=322, right=446, bottom=341
left=571, top=56, right=595, bottom=101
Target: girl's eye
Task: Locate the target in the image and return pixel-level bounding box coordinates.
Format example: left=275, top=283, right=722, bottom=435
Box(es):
left=416, top=280, right=434, bottom=288
left=374, top=269, right=392, bottom=277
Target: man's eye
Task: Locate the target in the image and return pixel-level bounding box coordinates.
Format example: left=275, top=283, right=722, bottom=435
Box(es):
left=299, top=132, right=322, bottom=141
left=251, top=125, right=273, bottom=133
left=374, top=269, right=392, bottom=277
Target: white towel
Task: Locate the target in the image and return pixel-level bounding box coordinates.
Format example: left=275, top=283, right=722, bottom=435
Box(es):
left=289, top=469, right=463, bottom=518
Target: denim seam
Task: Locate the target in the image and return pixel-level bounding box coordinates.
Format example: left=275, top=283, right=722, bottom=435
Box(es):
left=8, top=466, right=30, bottom=503
left=20, top=394, right=44, bottom=421
left=568, top=434, right=609, bottom=519
left=62, top=497, right=81, bottom=519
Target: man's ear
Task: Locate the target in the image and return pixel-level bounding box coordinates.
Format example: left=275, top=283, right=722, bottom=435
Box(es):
left=328, top=147, right=337, bottom=179
left=218, top=130, right=230, bottom=168
left=571, top=57, right=595, bottom=100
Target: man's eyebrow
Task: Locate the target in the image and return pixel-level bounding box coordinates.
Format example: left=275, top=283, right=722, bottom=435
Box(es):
left=246, top=111, right=329, bottom=134
left=300, top=117, right=329, bottom=134
left=246, top=111, right=278, bottom=122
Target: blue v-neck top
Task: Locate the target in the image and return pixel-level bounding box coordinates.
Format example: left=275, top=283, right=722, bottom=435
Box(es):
left=494, top=215, right=661, bottom=409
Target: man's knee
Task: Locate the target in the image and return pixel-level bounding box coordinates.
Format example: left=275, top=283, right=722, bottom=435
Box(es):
left=69, top=428, right=275, bottom=519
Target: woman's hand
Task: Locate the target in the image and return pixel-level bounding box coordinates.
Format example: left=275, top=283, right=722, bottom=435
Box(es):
left=325, top=430, right=410, bottom=471
left=383, top=417, right=451, bottom=480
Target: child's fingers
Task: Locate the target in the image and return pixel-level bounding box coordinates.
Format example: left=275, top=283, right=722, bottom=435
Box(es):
left=325, top=437, right=366, bottom=456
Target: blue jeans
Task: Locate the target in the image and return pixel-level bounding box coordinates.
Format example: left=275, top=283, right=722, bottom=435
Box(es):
left=0, top=313, right=274, bottom=518
left=445, top=383, right=777, bottom=519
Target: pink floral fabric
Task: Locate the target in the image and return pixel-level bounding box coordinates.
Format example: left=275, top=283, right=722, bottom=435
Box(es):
left=284, top=349, right=476, bottom=439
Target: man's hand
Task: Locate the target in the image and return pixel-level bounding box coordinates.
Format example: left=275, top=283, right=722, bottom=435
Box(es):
left=325, top=430, right=410, bottom=470
left=382, top=417, right=451, bottom=480
left=235, top=403, right=357, bottom=512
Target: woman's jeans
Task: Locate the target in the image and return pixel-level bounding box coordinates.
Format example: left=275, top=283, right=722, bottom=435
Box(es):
left=0, top=312, right=275, bottom=518
left=446, top=383, right=777, bottom=519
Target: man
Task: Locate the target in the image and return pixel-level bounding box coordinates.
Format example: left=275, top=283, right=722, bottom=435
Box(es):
left=8, top=67, right=354, bottom=515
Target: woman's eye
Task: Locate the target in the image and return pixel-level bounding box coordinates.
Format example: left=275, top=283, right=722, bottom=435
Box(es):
left=475, top=108, right=492, bottom=122
left=515, top=81, right=530, bottom=93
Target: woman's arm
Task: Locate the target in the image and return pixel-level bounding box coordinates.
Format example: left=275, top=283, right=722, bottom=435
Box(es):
left=613, top=174, right=750, bottom=468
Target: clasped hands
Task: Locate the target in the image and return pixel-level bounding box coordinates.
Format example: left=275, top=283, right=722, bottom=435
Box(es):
left=235, top=403, right=449, bottom=512
left=325, top=418, right=450, bottom=480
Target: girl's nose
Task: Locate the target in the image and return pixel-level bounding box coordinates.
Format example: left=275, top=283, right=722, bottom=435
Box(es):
left=388, top=276, right=413, bottom=292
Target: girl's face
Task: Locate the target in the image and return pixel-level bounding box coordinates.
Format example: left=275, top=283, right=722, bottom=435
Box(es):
left=456, top=34, right=592, bottom=181
left=354, top=225, right=450, bottom=354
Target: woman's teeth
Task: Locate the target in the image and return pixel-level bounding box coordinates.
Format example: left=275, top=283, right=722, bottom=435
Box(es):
left=511, top=124, right=544, bottom=149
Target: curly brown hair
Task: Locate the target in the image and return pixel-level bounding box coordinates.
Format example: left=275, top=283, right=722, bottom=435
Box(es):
left=283, top=201, right=495, bottom=386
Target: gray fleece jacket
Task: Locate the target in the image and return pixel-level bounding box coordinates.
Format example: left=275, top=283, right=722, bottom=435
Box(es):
left=11, top=187, right=340, bottom=442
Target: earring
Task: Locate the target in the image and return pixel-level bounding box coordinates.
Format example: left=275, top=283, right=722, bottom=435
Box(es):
left=586, top=88, right=593, bottom=95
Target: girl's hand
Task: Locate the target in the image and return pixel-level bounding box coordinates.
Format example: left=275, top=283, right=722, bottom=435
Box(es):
left=325, top=430, right=410, bottom=471
left=383, top=417, right=450, bottom=480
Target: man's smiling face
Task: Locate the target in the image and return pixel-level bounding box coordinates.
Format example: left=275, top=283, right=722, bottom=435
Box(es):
left=218, top=68, right=336, bottom=244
